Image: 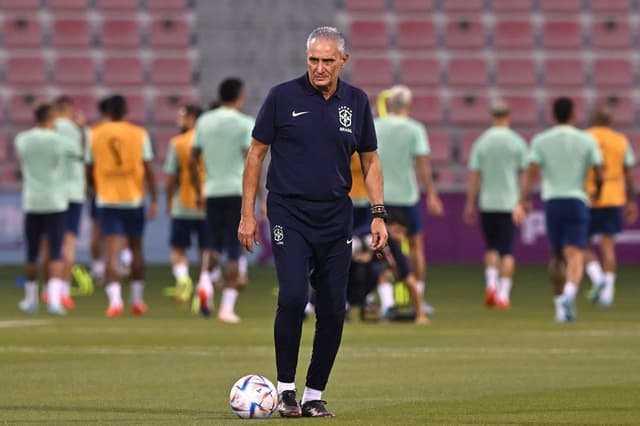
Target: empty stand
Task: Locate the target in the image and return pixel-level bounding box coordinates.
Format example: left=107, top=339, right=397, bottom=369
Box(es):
left=394, top=0, right=434, bottom=14
left=102, top=57, right=144, bottom=85
left=344, top=0, right=386, bottom=13
left=590, top=0, right=633, bottom=14
left=8, top=93, right=46, bottom=125
left=590, top=19, right=632, bottom=49
left=51, top=19, right=93, bottom=48
left=459, top=131, right=483, bottom=164
left=542, top=58, right=585, bottom=87
left=1, top=16, right=42, bottom=48
left=540, top=0, right=582, bottom=14
left=594, top=94, right=634, bottom=127
left=542, top=20, right=583, bottom=50
left=447, top=57, right=488, bottom=88
left=425, top=130, right=452, bottom=165
left=95, top=0, right=139, bottom=12
left=349, top=57, right=393, bottom=88
left=6, top=56, right=48, bottom=86
left=542, top=94, right=587, bottom=126
left=107, top=93, right=146, bottom=124
left=491, top=0, right=533, bottom=14
left=450, top=94, right=490, bottom=126
left=411, top=94, right=444, bottom=125
left=444, top=18, right=485, bottom=50
left=493, top=20, right=534, bottom=50
left=495, top=57, right=537, bottom=87
left=592, top=58, right=633, bottom=89
left=441, top=0, right=484, bottom=14
left=0, top=132, right=6, bottom=163
left=153, top=128, right=178, bottom=164
left=151, top=57, right=193, bottom=86
left=48, top=0, right=88, bottom=12
left=146, top=0, right=190, bottom=13
left=100, top=19, right=141, bottom=48
left=150, top=18, right=191, bottom=48
left=432, top=166, right=457, bottom=186
left=67, top=93, right=99, bottom=123
left=348, top=20, right=389, bottom=49
left=152, top=93, right=195, bottom=125
left=502, top=95, right=538, bottom=127
left=0, top=0, right=40, bottom=11
left=396, top=19, right=436, bottom=50
left=399, top=57, right=440, bottom=87
left=54, top=56, right=95, bottom=86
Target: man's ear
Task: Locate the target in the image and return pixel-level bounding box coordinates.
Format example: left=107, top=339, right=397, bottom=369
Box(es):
left=342, top=53, right=350, bottom=67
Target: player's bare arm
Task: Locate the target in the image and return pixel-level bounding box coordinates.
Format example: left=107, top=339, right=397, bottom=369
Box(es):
left=464, top=170, right=481, bottom=224
left=359, top=150, right=388, bottom=250
left=143, top=161, right=158, bottom=220
left=514, top=162, right=540, bottom=225
left=624, top=165, right=638, bottom=224
left=415, top=155, right=443, bottom=215
left=165, top=174, right=177, bottom=216
left=238, top=139, right=269, bottom=252
left=591, top=164, right=604, bottom=202
left=189, top=147, right=203, bottom=209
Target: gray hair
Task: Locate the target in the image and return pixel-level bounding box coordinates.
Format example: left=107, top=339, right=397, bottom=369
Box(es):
left=306, top=26, right=346, bottom=55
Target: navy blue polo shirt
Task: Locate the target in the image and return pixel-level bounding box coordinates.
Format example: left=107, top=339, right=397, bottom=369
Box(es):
left=252, top=73, right=377, bottom=201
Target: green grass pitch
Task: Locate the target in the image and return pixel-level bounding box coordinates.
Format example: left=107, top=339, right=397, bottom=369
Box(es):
left=1, top=264, right=639, bottom=425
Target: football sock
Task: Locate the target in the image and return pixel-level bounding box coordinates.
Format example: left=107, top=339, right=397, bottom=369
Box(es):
left=210, top=266, right=222, bottom=284
left=586, top=260, right=604, bottom=286
left=304, top=302, right=315, bottom=316
left=416, top=280, right=425, bottom=299
left=554, top=295, right=565, bottom=318
left=61, top=280, right=71, bottom=298
left=91, top=259, right=105, bottom=280
left=172, top=262, right=189, bottom=280
left=25, top=281, right=38, bottom=304
left=120, top=248, right=133, bottom=267
left=377, top=282, right=395, bottom=313
left=603, top=272, right=616, bottom=299
left=563, top=282, right=578, bottom=299
left=220, top=288, right=238, bottom=314
left=47, top=278, right=64, bottom=307
left=131, top=280, right=144, bottom=304
left=498, top=277, right=512, bottom=302
left=238, top=255, right=248, bottom=279
left=302, top=387, right=322, bottom=404
left=106, top=281, right=123, bottom=306
left=198, top=271, right=213, bottom=292
left=485, top=267, right=498, bottom=290
left=277, top=381, right=295, bottom=394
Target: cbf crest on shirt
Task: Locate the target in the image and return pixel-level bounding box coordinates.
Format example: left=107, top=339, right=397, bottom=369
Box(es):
left=252, top=74, right=377, bottom=201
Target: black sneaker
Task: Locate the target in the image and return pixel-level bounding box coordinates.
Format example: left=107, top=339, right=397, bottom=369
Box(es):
left=301, top=400, right=335, bottom=417
left=278, top=390, right=302, bottom=417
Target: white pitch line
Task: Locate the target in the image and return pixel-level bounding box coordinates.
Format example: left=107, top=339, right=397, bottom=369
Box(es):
left=0, top=319, right=52, bottom=329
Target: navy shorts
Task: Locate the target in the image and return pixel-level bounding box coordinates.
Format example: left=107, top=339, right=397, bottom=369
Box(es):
left=589, top=207, right=623, bottom=236
left=63, top=202, right=83, bottom=235
left=97, top=206, right=145, bottom=238
left=386, top=203, right=422, bottom=236
left=170, top=218, right=211, bottom=250
left=480, top=212, right=515, bottom=256
left=205, top=196, right=242, bottom=260
left=24, top=211, right=65, bottom=262
left=544, top=199, right=590, bottom=251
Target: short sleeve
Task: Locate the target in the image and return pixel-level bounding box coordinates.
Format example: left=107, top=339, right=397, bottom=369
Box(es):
left=624, top=139, right=636, bottom=167
left=468, top=138, right=481, bottom=170
left=252, top=88, right=277, bottom=145
left=164, top=143, right=178, bottom=175
left=356, top=96, right=377, bottom=153
left=142, top=133, right=154, bottom=162
left=242, top=116, right=254, bottom=149
left=517, top=135, right=529, bottom=170
left=528, top=137, right=541, bottom=165
left=588, top=135, right=603, bottom=166
left=414, top=123, right=429, bottom=157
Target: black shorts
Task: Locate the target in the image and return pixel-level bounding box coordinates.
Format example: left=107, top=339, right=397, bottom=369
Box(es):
left=63, top=202, right=83, bottom=235
left=205, top=196, right=242, bottom=260
left=480, top=212, right=515, bottom=256
left=24, top=211, right=65, bottom=263
left=170, top=218, right=211, bottom=250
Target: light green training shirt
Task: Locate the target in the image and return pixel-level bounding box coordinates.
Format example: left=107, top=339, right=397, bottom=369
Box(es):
left=469, top=126, right=528, bottom=212
left=15, top=128, right=77, bottom=213
left=192, top=106, right=253, bottom=197
left=164, top=143, right=205, bottom=219
left=529, top=125, right=603, bottom=204
left=375, top=115, right=430, bottom=205
left=55, top=117, right=85, bottom=203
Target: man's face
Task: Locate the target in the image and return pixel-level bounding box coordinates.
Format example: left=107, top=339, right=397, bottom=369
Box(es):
left=176, top=107, right=194, bottom=131
left=306, top=37, right=348, bottom=92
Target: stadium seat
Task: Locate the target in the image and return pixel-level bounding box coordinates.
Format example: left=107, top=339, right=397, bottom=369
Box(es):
left=0, top=0, right=40, bottom=11
left=48, top=0, right=89, bottom=12
left=151, top=93, right=195, bottom=125
left=398, top=57, right=440, bottom=88
left=394, top=0, right=434, bottom=14
left=0, top=165, right=21, bottom=188
left=350, top=57, right=393, bottom=88
left=590, top=19, right=632, bottom=49
left=540, top=0, right=582, bottom=14
left=6, top=56, right=48, bottom=86
left=594, top=93, right=634, bottom=127
left=53, top=56, right=95, bottom=87
left=542, top=20, right=583, bottom=50
left=8, top=93, right=46, bottom=125
left=494, top=57, right=537, bottom=88
left=67, top=93, right=100, bottom=123
left=51, top=19, right=93, bottom=48
left=493, top=20, right=534, bottom=50
left=344, top=0, right=386, bottom=13
left=149, top=18, right=191, bottom=48
left=459, top=131, right=483, bottom=164
left=95, top=0, right=139, bottom=12
left=444, top=18, right=485, bottom=50
left=450, top=93, right=490, bottom=126
left=502, top=95, right=538, bottom=127
left=491, top=0, right=533, bottom=14
left=1, top=16, right=42, bottom=48
left=151, top=57, right=193, bottom=86
left=425, top=130, right=452, bottom=165
left=441, top=0, right=484, bottom=13
left=146, top=0, right=190, bottom=13
left=153, top=128, right=177, bottom=164
left=411, top=94, right=444, bottom=125
left=396, top=19, right=436, bottom=50
left=0, top=133, right=6, bottom=163
left=590, top=0, right=633, bottom=14
left=541, top=58, right=585, bottom=87
left=110, top=93, right=146, bottom=124
left=542, top=94, right=587, bottom=127
left=432, top=166, right=457, bottom=186
left=592, top=58, right=633, bottom=89
left=447, top=57, right=488, bottom=88
left=100, top=19, right=141, bottom=48
left=348, top=20, right=389, bottom=49
left=102, top=57, right=144, bottom=85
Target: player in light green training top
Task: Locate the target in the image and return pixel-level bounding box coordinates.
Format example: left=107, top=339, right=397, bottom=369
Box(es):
left=375, top=85, right=443, bottom=319
left=514, top=97, right=603, bottom=323
left=465, top=100, right=528, bottom=309
left=15, top=102, right=78, bottom=316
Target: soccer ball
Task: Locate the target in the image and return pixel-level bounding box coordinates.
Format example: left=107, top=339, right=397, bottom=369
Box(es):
left=229, top=374, right=278, bottom=419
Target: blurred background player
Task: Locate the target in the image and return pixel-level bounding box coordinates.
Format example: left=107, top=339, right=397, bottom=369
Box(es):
left=163, top=103, right=213, bottom=306
left=583, top=105, right=638, bottom=306
left=86, top=95, right=158, bottom=317
left=16, top=103, right=79, bottom=315
left=375, top=84, right=443, bottom=314
left=464, top=100, right=528, bottom=309
left=514, top=97, right=603, bottom=323
left=191, top=78, right=255, bottom=323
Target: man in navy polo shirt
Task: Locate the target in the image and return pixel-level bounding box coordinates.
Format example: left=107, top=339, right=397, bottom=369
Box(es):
left=238, top=26, right=387, bottom=418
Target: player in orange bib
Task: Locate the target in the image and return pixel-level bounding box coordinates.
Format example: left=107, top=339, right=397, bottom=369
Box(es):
left=584, top=105, right=637, bottom=306
left=86, top=95, right=158, bottom=317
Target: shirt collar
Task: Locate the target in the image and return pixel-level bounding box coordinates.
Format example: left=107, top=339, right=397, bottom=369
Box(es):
left=300, top=73, right=344, bottom=99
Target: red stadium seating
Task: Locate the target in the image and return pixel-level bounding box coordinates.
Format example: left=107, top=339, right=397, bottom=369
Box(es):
left=450, top=94, right=490, bottom=126
left=149, top=18, right=191, bottom=48
left=1, top=16, right=42, bottom=48
left=350, top=57, right=393, bottom=88
left=0, top=132, right=6, bottom=163
left=151, top=57, right=193, bottom=86
left=54, top=56, right=95, bottom=87
left=592, top=58, right=633, bottom=89
left=542, top=94, right=587, bottom=127
left=344, top=0, right=386, bottom=13
left=590, top=0, right=633, bottom=14
left=425, top=130, right=452, bottom=165
left=432, top=166, right=457, bottom=186
left=8, top=93, right=46, bottom=125
left=441, top=0, right=484, bottom=13
left=444, top=18, right=485, bottom=50
left=502, top=95, right=538, bottom=127
left=0, top=0, right=40, bottom=11
left=394, top=0, right=434, bottom=14
left=151, top=93, right=195, bottom=125
left=153, top=128, right=178, bottom=164
left=95, top=0, right=139, bottom=12
left=447, top=57, right=488, bottom=88
left=540, top=0, right=582, bottom=14
left=51, top=19, right=92, bottom=48
left=411, top=94, right=444, bottom=125
left=114, top=93, right=146, bottom=124
left=146, top=0, right=190, bottom=13
left=67, top=93, right=100, bottom=123
left=491, top=0, right=533, bottom=14
left=590, top=19, right=632, bottom=49
left=48, top=0, right=89, bottom=12
left=399, top=57, right=440, bottom=88
left=542, top=58, right=585, bottom=87
left=459, top=131, right=483, bottom=164
left=493, top=20, right=535, bottom=50
left=6, top=56, right=48, bottom=86
left=494, top=57, right=537, bottom=88
left=0, top=165, right=21, bottom=188
left=102, top=57, right=144, bottom=85
left=594, top=94, right=634, bottom=127
left=396, top=19, right=436, bottom=50
left=348, top=20, right=389, bottom=49
left=100, top=19, right=141, bottom=48
left=542, top=20, right=583, bottom=50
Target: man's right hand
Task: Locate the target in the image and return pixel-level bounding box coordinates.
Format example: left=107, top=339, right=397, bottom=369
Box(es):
left=463, top=202, right=476, bottom=225
left=238, top=215, right=260, bottom=253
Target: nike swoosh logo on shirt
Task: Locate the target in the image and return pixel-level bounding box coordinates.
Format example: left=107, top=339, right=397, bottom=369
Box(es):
left=347, top=239, right=353, bottom=244
left=292, top=111, right=310, bottom=117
